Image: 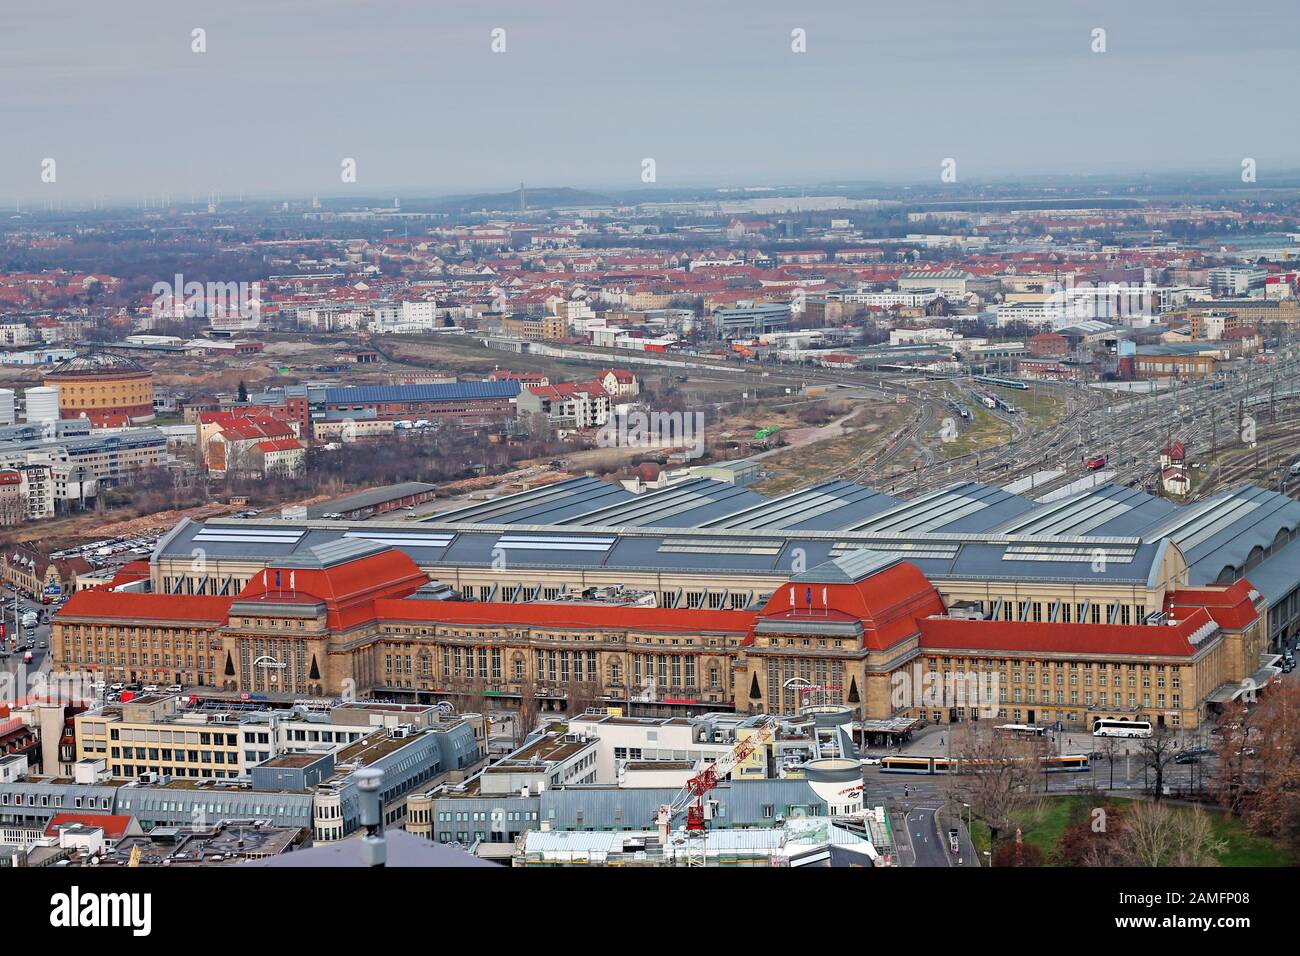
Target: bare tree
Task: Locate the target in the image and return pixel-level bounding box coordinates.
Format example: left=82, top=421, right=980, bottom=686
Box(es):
left=1221, top=681, right=1300, bottom=857
left=1138, top=729, right=1180, bottom=801
left=945, top=726, right=1042, bottom=862
left=563, top=676, right=599, bottom=721
left=1211, top=698, right=1261, bottom=815
left=1099, top=736, right=1121, bottom=790
left=1121, top=801, right=1226, bottom=867
left=447, top=672, right=487, bottom=716
left=513, top=680, right=542, bottom=748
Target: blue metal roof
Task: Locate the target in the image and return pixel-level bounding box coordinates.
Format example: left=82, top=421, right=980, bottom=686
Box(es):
left=701, top=480, right=901, bottom=532
left=995, top=483, right=1177, bottom=538
left=1140, top=485, right=1300, bottom=581
left=840, top=482, right=1033, bottom=534
left=540, top=779, right=826, bottom=830
left=561, top=478, right=767, bottom=528
left=432, top=476, right=635, bottom=525
left=321, top=381, right=519, bottom=404
left=160, top=481, right=1300, bottom=592
left=1235, top=536, right=1300, bottom=605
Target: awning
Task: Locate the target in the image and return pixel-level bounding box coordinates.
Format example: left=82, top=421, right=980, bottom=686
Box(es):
left=1206, top=683, right=1240, bottom=704
left=1248, top=665, right=1281, bottom=689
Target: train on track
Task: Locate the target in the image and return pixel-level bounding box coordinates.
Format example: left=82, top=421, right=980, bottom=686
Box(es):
left=973, top=374, right=1029, bottom=391
left=973, top=388, right=1020, bottom=414
left=879, top=753, right=1091, bottom=774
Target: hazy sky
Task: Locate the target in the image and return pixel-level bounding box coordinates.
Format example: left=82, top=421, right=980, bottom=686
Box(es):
left=4, top=0, right=1299, bottom=202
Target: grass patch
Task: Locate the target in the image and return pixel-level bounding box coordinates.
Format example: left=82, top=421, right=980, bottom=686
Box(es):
left=939, top=405, right=1011, bottom=461
left=753, top=402, right=911, bottom=494
left=1015, top=387, right=1066, bottom=430
left=968, top=795, right=1290, bottom=867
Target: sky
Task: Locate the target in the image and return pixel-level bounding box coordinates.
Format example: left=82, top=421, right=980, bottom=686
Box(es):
left=3, top=0, right=1299, bottom=203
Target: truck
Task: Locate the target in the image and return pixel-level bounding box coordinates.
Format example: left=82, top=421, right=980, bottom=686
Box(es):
left=948, top=829, right=961, bottom=855
left=21, top=611, right=37, bottom=629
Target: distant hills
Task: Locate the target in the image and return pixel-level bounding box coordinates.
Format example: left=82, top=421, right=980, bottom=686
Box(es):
left=430, top=186, right=616, bottom=213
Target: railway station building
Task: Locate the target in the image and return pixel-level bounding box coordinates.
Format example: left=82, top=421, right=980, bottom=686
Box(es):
left=52, top=473, right=1293, bottom=732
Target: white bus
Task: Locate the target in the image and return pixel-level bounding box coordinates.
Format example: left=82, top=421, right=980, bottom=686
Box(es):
left=1092, top=718, right=1152, bottom=739
left=994, top=723, right=1047, bottom=737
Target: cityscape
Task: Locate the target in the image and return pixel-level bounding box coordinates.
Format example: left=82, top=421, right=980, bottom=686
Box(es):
left=0, top=0, right=1294, bottom=930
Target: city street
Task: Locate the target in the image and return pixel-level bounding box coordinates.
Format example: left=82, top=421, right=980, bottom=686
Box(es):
left=1, top=584, right=54, bottom=682
left=865, top=722, right=1234, bottom=865
left=862, top=722, right=1218, bottom=797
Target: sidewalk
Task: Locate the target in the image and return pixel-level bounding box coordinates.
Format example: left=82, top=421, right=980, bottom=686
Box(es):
left=876, top=722, right=1205, bottom=759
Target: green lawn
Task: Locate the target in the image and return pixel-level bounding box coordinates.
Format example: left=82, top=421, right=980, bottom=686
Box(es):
left=939, top=404, right=1011, bottom=461
left=1015, top=387, right=1066, bottom=430
left=968, top=795, right=1290, bottom=867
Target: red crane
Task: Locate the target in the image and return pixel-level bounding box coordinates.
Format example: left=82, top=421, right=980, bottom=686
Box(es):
left=657, top=716, right=781, bottom=835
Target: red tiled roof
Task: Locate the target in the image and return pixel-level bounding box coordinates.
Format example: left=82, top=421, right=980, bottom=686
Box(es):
left=759, top=563, right=946, bottom=651
left=373, top=599, right=756, bottom=635
left=1165, top=580, right=1260, bottom=631
left=57, top=591, right=233, bottom=624
left=46, top=813, right=136, bottom=840
left=221, top=419, right=295, bottom=442
left=918, top=607, right=1221, bottom=658
left=107, top=561, right=151, bottom=588
left=255, top=438, right=303, bottom=453
left=199, top=409, right=294, bottom=429
left=241, top=551, right=429, bottom=630
left=528, top=381, right=608, bottom=400
left=83, top=411, right=132, bottom=428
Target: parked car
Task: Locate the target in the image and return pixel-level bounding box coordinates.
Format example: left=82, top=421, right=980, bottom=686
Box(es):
left=1174, top=747, right=1212, bottom=764
left=165, top=684, right=182, bottom=694
left=142, top=684, right=159, bottom=693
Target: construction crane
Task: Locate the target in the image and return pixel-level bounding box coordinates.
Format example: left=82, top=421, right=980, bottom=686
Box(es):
left=656, top=716, right=781, bottom=857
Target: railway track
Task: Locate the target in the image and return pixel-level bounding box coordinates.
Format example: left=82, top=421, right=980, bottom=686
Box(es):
left=751, top=348, right=1300, bottom=504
